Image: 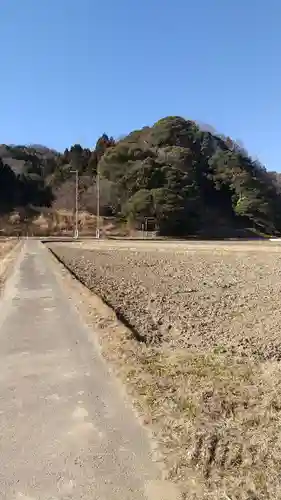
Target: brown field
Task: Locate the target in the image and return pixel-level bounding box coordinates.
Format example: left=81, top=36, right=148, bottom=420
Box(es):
left=49, top=240, right=281, bottom=499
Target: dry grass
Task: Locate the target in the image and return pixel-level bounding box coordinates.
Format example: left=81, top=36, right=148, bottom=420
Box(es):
left=0, top=240, right=18, bottom=287
left=125, top=350, right=281, bottom=499
left=30, top=210, right=99, bottom=234
left=2, top=209, right=126, bottom=236
left=0, top=240, right=13, bottom=253
left=49, top=242, right=281, bottom=499
left=0, top=240, right=16, bottom=262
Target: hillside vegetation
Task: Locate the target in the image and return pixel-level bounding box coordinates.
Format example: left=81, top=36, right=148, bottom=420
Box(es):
left=1, top=117, right=281, bottom=236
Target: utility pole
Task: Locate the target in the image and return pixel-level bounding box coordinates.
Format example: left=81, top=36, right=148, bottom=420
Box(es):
left=96, top=165, right=100, bottom=239
left=70, top=168, right=79, bottom=239
left=74, top=169, right=79, bottom=239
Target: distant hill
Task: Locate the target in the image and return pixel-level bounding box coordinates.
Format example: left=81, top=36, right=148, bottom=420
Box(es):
left=0, top=144, right=60, bottom=174
left=98, top=117, right=281, bottom=236
left=1, top=117, right=281, bottom=237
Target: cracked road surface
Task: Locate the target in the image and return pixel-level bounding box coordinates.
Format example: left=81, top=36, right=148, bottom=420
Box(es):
left=0, top=241, right=170, bottom=500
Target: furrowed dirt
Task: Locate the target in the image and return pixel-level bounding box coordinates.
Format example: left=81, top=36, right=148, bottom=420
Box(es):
left=49, top=242, right=281, bottom=499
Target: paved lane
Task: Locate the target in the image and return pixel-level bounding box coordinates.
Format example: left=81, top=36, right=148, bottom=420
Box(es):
left=0, top=241, right=166, bottom=500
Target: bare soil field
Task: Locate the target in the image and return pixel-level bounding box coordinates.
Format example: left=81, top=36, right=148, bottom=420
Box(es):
left=49, top=241, right=281, bottom=499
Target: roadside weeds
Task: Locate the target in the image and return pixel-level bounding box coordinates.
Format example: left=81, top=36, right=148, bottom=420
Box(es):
left=0, top=240, right=21, bottom=289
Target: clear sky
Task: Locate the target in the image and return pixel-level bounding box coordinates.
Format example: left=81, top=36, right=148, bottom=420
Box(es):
left=0, top=0, right=280, bottom=170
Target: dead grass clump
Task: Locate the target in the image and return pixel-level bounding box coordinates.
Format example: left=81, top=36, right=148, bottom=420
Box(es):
left=111, top=345, right=281, bottom=499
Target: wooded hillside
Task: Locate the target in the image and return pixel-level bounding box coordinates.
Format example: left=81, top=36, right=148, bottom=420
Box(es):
left=1, top=116, right=281, bottom=237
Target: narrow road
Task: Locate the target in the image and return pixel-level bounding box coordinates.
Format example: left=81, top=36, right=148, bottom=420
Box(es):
left=0, top=241, right=164, bottom=500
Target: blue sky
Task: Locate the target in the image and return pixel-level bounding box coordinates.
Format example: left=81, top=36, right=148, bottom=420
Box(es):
left=0, top=0, right=280, bottom=170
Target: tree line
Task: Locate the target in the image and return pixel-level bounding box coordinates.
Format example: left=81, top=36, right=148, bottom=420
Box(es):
left=1, top=116, right=281, bottom=237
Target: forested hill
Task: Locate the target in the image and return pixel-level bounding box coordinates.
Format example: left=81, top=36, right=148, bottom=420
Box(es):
left=1, top=116, right=281, bottom=237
